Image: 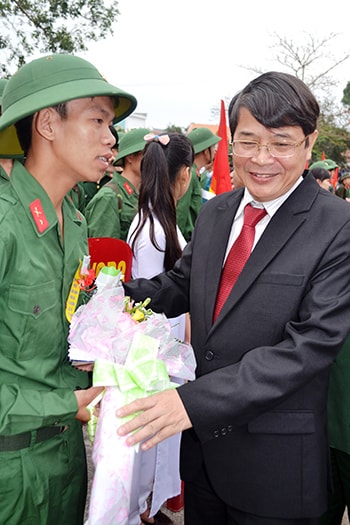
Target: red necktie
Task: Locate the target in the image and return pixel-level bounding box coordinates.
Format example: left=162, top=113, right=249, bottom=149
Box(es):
left=213, top=204, right=267, bottom=322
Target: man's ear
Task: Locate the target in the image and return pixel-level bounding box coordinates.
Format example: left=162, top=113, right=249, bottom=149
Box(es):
left=307, top=130, right=318, bottom=160
left=33, top=107, right=57, bottom=141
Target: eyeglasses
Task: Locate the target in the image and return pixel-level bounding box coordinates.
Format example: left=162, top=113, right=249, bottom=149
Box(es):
left=231, top=136, right=309, bottom=159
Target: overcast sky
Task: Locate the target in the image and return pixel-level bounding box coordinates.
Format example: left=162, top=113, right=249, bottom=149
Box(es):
left=81, top=0, right=350, bottom=129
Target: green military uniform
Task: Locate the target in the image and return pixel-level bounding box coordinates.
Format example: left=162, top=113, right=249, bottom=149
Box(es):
left=0, top=164, right=10, bottom=185
left=67, top=182, right=88, bottom=213
left=319, top=336, right=350, bottom=524
left=68, top=176, right=115, bottom=214
left=0, top=160, right=90, bottom=524
left=176, top=165, right=203, bottom=242
left=178, top=127, right=221, bottom=241
left=84, top=171, right=139, bottom=241
left=80, top=173, right=113, bottom=209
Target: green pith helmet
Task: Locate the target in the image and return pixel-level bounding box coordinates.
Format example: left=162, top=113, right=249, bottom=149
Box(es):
left=309, top=159, right=338, bottom=170
left=324, top=159, right=339, bottom=169
left=187, top=127, right=221, bottom=154
left=0, top=78, right=8, bottom=106
left=340, top=171, right=350, bottom=182
left=0, top=54, right=137, bottom=157
left=114, top=127, right=150, bottom=165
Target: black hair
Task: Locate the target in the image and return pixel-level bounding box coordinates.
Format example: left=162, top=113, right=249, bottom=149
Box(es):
left=309, top=167, right=330, bottom=182
left=109, top=125, right=119, bottom=149
left=228, top=72, right=320, bottom=143
left=131, top=132, right=194, bottom=271
left=15, top=114, right=33, bottom=156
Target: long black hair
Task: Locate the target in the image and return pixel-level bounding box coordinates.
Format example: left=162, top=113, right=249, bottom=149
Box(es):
left=130, top=132, right=194, bottom=271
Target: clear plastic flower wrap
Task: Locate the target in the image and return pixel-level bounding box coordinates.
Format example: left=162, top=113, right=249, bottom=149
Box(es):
left=67, top=267, right=196, bottom=525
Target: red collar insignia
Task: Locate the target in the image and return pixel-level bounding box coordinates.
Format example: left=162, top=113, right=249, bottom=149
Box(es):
left=123, top=181, right=133, bottom=195
left=29, top=199, right=50, bottom=233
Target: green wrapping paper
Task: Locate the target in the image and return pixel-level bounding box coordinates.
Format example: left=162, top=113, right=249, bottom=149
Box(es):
left=88, top=333, right=177, bottom=441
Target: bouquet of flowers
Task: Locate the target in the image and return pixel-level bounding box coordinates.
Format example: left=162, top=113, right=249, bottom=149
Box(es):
left=68, top=265, right=196, bottom=525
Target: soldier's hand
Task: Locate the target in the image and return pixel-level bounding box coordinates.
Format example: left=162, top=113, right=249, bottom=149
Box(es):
left=74, top=386, right=104, bottom=423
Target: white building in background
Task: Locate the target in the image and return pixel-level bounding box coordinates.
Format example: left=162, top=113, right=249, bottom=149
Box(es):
left=117, top=112, right=148, bottom=131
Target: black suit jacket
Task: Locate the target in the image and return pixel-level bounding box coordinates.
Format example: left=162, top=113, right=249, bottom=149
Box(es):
left=123, top=173, right=350, bottom=519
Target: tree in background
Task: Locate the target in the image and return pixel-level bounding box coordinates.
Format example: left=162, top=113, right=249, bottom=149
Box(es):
left=268, top=32, right=350, bottom=167
left=342, top=82, right=350, bottom=108
left=165, top=124, right=184, bottom=134
left=210, top=95, right=231, bottom=123
left=313, top=113, right=350, bottom=165
left=341, top=82, right=350, bottom=132
left=0, top=0, right=118, bottom=76
left=267, top=32, right=350, bottom=96
left=213, top=32, right=350, bottom=168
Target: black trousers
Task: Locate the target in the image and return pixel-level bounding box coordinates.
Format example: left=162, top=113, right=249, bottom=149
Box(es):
left=183, top=463, right=320, bottom=525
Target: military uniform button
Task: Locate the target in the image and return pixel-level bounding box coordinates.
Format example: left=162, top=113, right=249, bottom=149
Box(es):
left=213, top=430, right=220, bottom=438
left=33, top=305, right=40, bottom=315
left=227, top=425, right=233, bottom=432
left=221, top=427, right=227, bottom=436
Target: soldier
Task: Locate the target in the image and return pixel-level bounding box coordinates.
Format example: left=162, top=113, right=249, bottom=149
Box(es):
left=84, top=127, right=149, bottom=241
left=0, top=53, right=136, bottom=524
left=177, top=127, right=220, bottom=241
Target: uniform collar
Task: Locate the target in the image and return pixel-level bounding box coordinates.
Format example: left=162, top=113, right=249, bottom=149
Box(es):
left=0, top=164, right=10, bottom=182
left=115, top=171, right=137, bottom=192
left=10, top=160, right=83, bottom=237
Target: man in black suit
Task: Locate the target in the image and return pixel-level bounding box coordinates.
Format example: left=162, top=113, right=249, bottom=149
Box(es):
left=118, top=72, right=350, bottom=525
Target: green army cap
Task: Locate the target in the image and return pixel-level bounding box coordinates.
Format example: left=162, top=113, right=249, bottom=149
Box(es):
left=309, top=159, right=338, bottom=170
left=0, top=78, right=8, bottom=107
left=340, top=171, right=350, bottom=182
left=324, top=158, right=338, bottom=169
left=0, top=54, right=137, bottom=157
left=187, top=127, right=221, bottom=154
left=114, top=127, right=150, bottom=165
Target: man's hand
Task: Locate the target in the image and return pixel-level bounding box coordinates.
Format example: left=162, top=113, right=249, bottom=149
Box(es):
left=74, top=386, right=104, bottom=423
left=116, top=388, right=192, bottom=450
left=71, top=361, right=94, bottom=372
